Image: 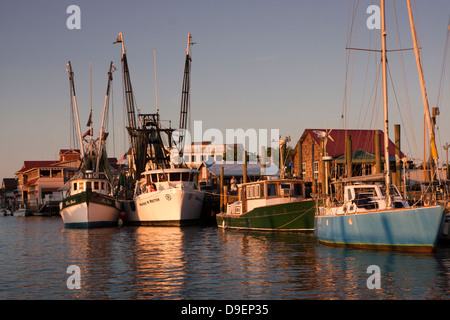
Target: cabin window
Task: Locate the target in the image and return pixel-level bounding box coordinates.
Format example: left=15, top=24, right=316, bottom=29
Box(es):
left=267, top=183, right=277, bottom=196
left=73, top=183, right=77, bottom=191
left=255, top=184, right=260, bottom=198
left=151, top=174, right=158, bottom=183
left=86, top=182, right=91, bottom=190
left=101, top=182, right=105, bottom=190
left=182, top=172, right=190, bottom=181
left=184, top=155, right=190, bottom=163
left=170, top=172, right=181, bottom=181
left=347, top=189, right=353, bottom=201
left=79, top=182, right=85, bottom=191
left=246, top=184, right=261, bottom=199
left=94, top=181, right=99, bottom=190
left=158, top=173, right=168, bottom=182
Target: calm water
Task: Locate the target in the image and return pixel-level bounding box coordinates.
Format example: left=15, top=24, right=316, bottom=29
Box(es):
left=1, top=216, right=450, bottom=300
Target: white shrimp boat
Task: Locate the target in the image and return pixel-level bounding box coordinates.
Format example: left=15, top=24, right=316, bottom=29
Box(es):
left=122, top=168, right=204, bottom=226
left=59, top=61, right=121, bottom=228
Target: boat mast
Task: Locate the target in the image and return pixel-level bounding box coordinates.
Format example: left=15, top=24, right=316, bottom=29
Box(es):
left=406, top=0, right=440, bottom=177
left=96, top=61, right=115, bottom=174
left=114, top=32, right=144, bottom=178
left=66, top=61, right=85, bottom=160
left=178, top=33, right=193, bottom=160
left=380, top=0, right=392, bottom=207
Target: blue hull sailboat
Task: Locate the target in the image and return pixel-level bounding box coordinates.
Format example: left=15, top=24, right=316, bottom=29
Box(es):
left=314, top=0, right=444, bottom=252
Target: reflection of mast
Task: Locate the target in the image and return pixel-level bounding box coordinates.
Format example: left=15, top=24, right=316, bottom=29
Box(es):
left=66, top=61, right=84, bottom=159
left=406, top=0, right=440, bottom=178
left=178, top=33, right=194, bottom=160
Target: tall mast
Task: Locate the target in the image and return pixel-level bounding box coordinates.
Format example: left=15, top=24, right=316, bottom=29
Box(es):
left=114, top=32, right=138, bottom=152
left=178, top=33, right=193, bottom=160
left=406, top=0, right=440, bottom=174
left=380, top=0, right=392, bottom=207
left=66, top=61, right=85, bottom=159
left=96, top=61, right=115, bottom=174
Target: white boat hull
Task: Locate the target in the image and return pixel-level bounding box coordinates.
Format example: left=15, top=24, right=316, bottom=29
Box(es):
left=59, top=191, right=121, bottom=228
left=123, top=188, right=205, bottom=226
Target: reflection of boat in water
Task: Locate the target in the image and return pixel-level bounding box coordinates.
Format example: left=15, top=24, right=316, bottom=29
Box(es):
left=59, top=61, right=121, bottom=228
left=217, top=178, right=315, bottom=231
left=115, top=32, right=204, bottom=226
left=314, top=0, right=444, bottom=252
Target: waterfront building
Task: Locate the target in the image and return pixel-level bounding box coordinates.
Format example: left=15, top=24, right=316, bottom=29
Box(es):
left=291, top=129, right=405, bottom=194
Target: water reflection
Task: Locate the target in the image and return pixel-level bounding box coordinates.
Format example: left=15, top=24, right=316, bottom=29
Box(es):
left=2, top=217, right=450, bottom=299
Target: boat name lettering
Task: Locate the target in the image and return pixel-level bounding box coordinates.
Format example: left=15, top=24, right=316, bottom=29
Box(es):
left=65, top=199, right=76, bottom=206
left=139, top=198, right=160, bottom=206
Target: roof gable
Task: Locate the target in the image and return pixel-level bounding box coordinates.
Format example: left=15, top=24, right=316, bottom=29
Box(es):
left=301, top=129, right=404, bottom=159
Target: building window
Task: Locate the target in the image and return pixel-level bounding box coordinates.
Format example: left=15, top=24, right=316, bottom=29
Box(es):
left=313, top=161, right=319, bottom=180
left=302, top=162, right=306, bottom=177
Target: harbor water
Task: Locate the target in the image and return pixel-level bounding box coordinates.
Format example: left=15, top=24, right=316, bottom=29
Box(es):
left=1, top=215, right=450, bottom=300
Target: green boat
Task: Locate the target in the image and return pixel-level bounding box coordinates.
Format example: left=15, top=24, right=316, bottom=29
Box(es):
left=216, top=179, right=315, bottom=231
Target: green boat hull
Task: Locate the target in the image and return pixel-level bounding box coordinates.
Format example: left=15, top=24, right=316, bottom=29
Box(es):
left=216, top=200, right=315, bottom=231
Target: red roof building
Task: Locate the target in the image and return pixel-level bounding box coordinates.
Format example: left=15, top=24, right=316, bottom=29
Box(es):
left=291, top=129, right=405, bottom=193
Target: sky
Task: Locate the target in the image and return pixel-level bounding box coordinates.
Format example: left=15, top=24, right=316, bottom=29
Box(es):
left=0, top=0, right=449, bottom=182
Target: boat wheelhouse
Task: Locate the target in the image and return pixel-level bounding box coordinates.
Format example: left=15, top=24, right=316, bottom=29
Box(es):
left=217, top=178, right=315, bottom=231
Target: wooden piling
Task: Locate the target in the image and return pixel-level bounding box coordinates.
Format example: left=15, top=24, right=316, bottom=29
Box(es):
left=346, top=135, right=352, bottom=178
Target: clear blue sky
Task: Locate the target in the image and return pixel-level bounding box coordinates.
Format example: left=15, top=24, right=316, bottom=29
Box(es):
left=0, top=0, right=449, bottom=182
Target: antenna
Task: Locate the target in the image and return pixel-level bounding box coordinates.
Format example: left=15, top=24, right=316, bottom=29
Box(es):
left=154, top=48, right=159, bottom=114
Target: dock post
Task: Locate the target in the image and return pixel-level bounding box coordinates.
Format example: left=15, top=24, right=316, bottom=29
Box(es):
left=220, top=166, right=224, bottom=213
left=223, top=186, right=228, bottom=212
left=375, top=131, right=381, bottom=174
left=346, top=135, right=352, bottom=178
left=261, top=147, right=266, bottom=176
left=243, top=151, right=247, bottom=183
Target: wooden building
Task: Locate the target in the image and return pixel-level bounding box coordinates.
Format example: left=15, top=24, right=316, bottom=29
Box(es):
left=291, top=128, right=405, bottom=193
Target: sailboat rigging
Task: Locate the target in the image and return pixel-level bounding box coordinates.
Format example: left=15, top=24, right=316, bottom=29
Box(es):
left=314, top=0, right=444, bottom=252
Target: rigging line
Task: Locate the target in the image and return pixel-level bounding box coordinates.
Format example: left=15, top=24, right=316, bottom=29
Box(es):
left=436, top=18, right=450, bottom=108
left=387, top=63, right=414, bottom=158
left=341, top=0, right=358, bottom=129
left=345, top=0, right=360, bottom=132
left=356, top=30, right=373, bottom=128
left=391, top=0, right=419, bottom=158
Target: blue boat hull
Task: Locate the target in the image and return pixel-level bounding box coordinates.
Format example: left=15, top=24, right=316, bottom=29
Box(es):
left=314, top=205, right=444, bottom=252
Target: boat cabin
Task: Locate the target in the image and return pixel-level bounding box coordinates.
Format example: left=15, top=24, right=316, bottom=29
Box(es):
left=338, top=183, right=409, bottom=214
left=227, top=179, right=310, bottom=215
left=137, top=168, right=200, bottom=195
left=69, top=171, right=113, bottom=196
